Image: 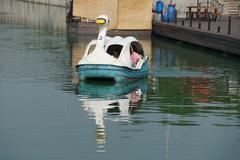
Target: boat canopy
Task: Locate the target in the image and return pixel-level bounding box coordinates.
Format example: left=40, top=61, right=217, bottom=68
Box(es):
left=82, top=36, right=145, bottom=68
left=72, top=0, right=152, bottom=30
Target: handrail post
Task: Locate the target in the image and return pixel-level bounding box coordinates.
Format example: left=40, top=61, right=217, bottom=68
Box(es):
left=174, top=10, right=177, bottom=25
left=190, top=12, right=193, bottom=27
left=217, top=26, right=220, bottom=33
left=228, top=16, right=231, bottom=34
left=208, top=15, right=211, bottom=31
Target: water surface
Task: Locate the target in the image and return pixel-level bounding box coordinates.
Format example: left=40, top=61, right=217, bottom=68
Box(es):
left=0, top=1, right=240, bottom=160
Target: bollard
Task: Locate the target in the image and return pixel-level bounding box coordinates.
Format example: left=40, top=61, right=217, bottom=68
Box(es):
left=161, top=11, right=163, bottom=22
left=217, top=26, right=221, bottom=33
left=174, top=10, right=177, bottom=25
left=182, top=20, right=184, bottom=26
left=198, top=23, right=201, bottom=29
left=190, top=13, right=193, bottom=28
left=208, top=16, right=211, bottom=31
left=228, top=16, right=231, bottom=34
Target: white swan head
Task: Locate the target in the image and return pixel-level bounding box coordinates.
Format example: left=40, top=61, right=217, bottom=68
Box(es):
left=96, top=15, right=109, bottom=27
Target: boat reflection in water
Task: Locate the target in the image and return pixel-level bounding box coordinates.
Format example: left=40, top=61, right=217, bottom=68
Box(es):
left=75, top=79, right=147, bottom=152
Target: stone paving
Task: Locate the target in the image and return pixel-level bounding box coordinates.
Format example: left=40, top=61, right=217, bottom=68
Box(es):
left=155, top=17, right=240, bottom=40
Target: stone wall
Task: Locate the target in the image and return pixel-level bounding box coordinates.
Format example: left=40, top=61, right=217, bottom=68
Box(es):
left=0, top=0, right=66, bottom=28
left=222, top=0, right=240, bottom=16
left=17, top=0, right=66, bottom=7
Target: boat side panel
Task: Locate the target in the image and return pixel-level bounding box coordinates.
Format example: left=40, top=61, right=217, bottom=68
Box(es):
left=76, top=62, right=148, bottom=82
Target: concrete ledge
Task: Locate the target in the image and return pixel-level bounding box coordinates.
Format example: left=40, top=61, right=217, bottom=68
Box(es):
left=17, top=0, right=66, bottom=7
left=67, top=22, right=152, bottom=37
left=153, top=22, right=240, bottom=56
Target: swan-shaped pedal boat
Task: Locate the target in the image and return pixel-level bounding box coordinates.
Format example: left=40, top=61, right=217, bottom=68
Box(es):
left=76, top=15, right=148, bottom=82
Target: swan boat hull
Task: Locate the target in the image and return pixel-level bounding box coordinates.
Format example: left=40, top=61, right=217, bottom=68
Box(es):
left=76, top=61, right=148, bottom=82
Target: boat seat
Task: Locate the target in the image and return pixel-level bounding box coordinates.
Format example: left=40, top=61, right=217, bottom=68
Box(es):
left=135, top=56, right=148, bottom=69
left=135, top=58, right=144, bottom=69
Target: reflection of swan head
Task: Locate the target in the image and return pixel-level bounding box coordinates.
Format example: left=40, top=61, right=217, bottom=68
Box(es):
left=96, top=126, right=106, bottom=153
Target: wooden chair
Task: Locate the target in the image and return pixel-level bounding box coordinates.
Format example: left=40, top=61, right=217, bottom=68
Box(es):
left=200, top=8, right=211, bottom=20
left=212, top=8, right=220, bottom=21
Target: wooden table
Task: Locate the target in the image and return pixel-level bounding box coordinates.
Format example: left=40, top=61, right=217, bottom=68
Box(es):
left=186, top=6, right=200, bottom=19
left=186, top=6, right=213, bottom=21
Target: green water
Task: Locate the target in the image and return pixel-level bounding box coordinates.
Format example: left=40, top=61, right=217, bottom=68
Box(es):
left=0, top=1, right=240, bottom=160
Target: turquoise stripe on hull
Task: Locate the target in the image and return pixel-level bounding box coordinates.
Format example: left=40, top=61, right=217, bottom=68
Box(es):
left=76, top=61, right=148, bottom=82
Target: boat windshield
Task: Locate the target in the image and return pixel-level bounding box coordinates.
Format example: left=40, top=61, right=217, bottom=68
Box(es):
left=87, top=44, right=96, bottom=55
left=106, top=44, right=123, bottom=59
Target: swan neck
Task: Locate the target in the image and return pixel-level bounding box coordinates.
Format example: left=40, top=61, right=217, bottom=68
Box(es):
left=96, top=26, right=107, bottom=48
